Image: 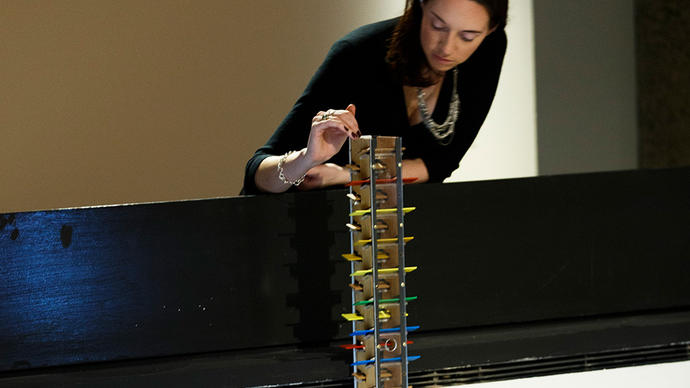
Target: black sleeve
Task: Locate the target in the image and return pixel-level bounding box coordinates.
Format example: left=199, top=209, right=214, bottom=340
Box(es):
left=422, top=29, right=508, bottom=182
left=241, top=40, right=357, bottom=195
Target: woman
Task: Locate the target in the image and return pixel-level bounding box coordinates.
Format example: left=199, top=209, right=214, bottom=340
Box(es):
left=243, top=0, right=508, bottom=194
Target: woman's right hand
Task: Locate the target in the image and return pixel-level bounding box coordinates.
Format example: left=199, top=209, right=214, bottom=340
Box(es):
left=305, top=104, right=361, bottom=166
left=252, top=104, right=360, bottom=193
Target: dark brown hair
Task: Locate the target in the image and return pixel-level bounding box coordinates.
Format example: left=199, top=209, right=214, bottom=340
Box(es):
left=386, top=0, right=508, bottom=86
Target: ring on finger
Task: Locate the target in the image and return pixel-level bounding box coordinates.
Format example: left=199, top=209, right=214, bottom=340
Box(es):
left=321, top=113, right=331, bottom=120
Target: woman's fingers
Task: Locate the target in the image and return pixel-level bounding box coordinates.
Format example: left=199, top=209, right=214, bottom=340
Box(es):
left=311, top=105, right=361, bottom=139
left=312, top=119, right=351, bottom=138
left=339, top=113, right=361, bottom=138
left=340, top=104, right=360, bottom=137
left=312, top=111, right=327, bottom=123
left=306, top=122, right=351, bottom=164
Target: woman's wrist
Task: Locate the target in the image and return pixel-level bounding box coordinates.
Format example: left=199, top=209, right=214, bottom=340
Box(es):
left=302, top=147, right=326, bottom=168
left=278, top=151, right=307, bottom=186
left=279, top=148, right=318, bottom=186
left=293, top=148, right=322, bottom=172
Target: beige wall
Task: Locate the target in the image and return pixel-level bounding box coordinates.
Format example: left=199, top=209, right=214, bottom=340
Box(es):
left=1, top=1, right=403, bottom=212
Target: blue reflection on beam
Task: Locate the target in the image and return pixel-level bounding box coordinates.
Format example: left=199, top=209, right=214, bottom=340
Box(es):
left=1, top=209, right=138, bottom=368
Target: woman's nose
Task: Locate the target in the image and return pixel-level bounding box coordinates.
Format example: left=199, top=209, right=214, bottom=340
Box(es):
left=438, top=36, right=453, bottom=56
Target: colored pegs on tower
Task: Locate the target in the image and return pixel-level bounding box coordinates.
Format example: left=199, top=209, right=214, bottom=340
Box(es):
left=341, top=136, right=420, bottom=388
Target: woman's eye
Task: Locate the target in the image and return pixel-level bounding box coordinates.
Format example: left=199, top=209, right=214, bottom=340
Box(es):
left=461, top=32, right=478, bottom=42
left=431, top=19, right=446, bottom=31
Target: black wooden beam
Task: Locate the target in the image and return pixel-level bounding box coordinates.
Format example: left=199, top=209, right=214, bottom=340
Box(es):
left=1, top=167, right=689, bottom=384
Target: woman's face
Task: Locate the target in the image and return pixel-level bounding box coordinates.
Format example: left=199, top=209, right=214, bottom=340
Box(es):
left=420, top=0, right=494, bottom=73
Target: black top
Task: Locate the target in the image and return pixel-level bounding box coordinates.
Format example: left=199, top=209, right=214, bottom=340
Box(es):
left=242, top=18, right=507, bottom=194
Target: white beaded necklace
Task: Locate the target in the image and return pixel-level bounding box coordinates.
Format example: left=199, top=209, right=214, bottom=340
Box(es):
left=416, top=68, right=460, bottom=146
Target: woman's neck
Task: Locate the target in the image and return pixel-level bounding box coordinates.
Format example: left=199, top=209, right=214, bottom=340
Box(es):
left=403, top=72, right=446, bottom=126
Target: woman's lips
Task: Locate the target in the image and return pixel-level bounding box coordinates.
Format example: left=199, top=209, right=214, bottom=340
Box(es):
left=433, top=54, right=453, bottom=64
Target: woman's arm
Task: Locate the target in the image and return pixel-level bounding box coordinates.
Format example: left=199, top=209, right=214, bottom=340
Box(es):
left=257, top=155, right=429, bottom=193
left=257, top=153, right=428, bottom=194
left=253, top=105, right=360, bottom=193
left=403, top=158, right=429, bottom=183
left=253, top=149, right=313, bottom=193
left=299, top=157, right=429, bottom=189
left=242, top=38, right=359, bottom=195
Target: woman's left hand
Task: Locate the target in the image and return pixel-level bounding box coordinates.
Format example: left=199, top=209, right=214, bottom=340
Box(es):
left=297, top=163, right=351, bottom=191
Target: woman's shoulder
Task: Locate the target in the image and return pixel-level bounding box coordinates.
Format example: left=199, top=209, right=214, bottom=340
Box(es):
left=318, top=17, right=399, bottom=73
left=335, top=17, right=400, bottom=52
left=460, top=27, right=507, bottom=75
left=474, top=28, right=507, bottom=61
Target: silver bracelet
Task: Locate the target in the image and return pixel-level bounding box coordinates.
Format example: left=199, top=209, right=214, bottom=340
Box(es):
left=278, top=151, right=307, bottom=186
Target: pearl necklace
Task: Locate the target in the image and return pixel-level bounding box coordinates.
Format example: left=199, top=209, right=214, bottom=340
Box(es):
left=416, top=68, right=460, bottom=146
